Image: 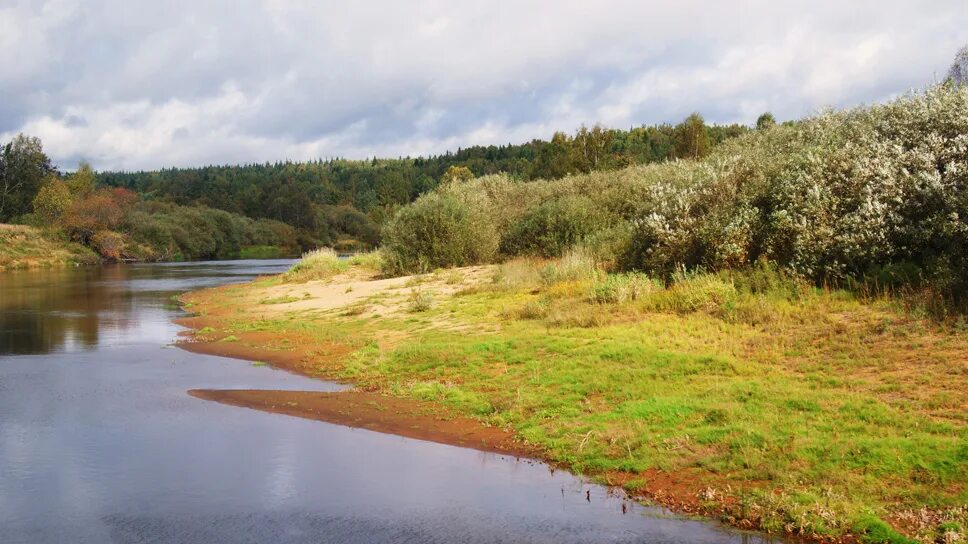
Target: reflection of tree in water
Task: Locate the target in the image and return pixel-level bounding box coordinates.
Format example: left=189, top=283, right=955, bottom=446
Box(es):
left=0, top=266, right=134, bottom=355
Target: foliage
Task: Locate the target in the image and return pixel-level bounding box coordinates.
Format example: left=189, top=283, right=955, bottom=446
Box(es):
left=384, top=83, right=968, bottom=310
left=674, top=113, right=711, bottom=159
left=381, top=193, right=500, bottom=274
left=123, top=202, right=296, bottom=261
left=95, top=117, right=747, bottom=247
left=756, top=112, right=776, bottom=130
left=61, top=188, right=131, bottom=243
left=32, top=177, right=72, bottom=223
left=501, top=195, right=607, bottom=257
left=90, top=230, right=126, bottom=260
left=65, top=161, right=96, bottom=197
left=948, top=45, right=968, bottom=87
left=441, top=165, right=475, bottom=184
left=282, top=248, right=348, bottom=282
left=0, top=134, right=55, bottom=222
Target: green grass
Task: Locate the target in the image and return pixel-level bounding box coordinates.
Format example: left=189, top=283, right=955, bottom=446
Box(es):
left=195, top=258, right=967, bottom=543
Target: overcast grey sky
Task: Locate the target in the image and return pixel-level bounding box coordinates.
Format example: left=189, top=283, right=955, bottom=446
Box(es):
left=1, top=1, right=965, bottom=171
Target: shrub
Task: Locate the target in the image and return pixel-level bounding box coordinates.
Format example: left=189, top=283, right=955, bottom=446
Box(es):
left=61, top=189, right=127, bottom=243
left=501, top=195, right=606, bottom=257
left=407, top=287, right=433, bottom=312
left=282, top=248, right=347, bottom=282
left=90, top=230, right=125, bottom=261
left=381, top=193, right=499, bottom=274
left=379, top=84, right=968, bottom=310
left=32, top=177, right=72, bottom=223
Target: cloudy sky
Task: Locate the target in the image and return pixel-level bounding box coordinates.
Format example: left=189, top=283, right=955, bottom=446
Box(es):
left=1, top=1, right=965, bottom=171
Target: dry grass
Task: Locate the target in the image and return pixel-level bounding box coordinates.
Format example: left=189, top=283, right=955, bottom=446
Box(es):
left=0, top=224, right=98, bottom=270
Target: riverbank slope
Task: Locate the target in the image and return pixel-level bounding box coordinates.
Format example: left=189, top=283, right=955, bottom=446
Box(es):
left=0, top=224, right=99, bottom=270
left=178, top=260, right=966, bottom=544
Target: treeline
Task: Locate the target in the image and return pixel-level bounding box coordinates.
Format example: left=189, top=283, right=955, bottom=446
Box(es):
left=96, top=116, right=750, bottom=249
left=381, top=84, right=968, bottom=311
left=2, top=113, right=753, bottom=262
left=0, top=141, right=298, bottom=261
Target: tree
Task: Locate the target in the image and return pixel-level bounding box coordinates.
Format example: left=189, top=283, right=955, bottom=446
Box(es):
left=569, top=125, right=615, bottom=173
left=441, top=165, right=474, bottom=184
left=32, top=177, right=73, bottom=223
left=0, top=134, right=55, bottom=222
left=674, top=113, right=711, bottom=159
left=947, top=45, right=968, bottom=87
left=66, top=161, right=97, bottom=196
left=528, top=132, right=571, bottom=179
left=756, top=112, right=776, bottom=130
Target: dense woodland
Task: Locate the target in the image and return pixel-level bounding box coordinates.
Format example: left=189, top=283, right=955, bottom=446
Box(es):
left=1, top=114, right=750, bottom=260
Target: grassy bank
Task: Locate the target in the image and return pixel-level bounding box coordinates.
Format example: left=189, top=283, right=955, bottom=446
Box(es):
left=182, top=252, right=966, bottom=544
left=0, top=224, right=99, bottom=270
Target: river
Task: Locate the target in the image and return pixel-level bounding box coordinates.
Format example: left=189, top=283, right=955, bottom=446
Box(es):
left=0, top=261, right=777, bottom=543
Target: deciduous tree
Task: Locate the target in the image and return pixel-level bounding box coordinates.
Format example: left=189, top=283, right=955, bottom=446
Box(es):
left=0, top=134, right=54, bottom=221
left=674, top=113, right=710, bottom=159
left=32, top=177, right=73, bottom=223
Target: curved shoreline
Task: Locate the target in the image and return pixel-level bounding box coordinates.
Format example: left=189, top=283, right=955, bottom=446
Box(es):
left=173, top=288, right=807, bottom=543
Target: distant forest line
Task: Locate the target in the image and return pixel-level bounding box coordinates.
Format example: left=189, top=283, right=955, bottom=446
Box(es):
left=1, top=113, right=759, bottom=261
left=95, top=117, right=754, bottom=249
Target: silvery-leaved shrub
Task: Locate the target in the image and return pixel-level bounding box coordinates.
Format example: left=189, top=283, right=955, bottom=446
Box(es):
left=383, top=84, right=968, bottom=307
left=621, top=84, right=968, bottom=305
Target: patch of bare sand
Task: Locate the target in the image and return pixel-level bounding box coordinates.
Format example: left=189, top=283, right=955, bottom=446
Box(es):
left=252, top=265, right=495, bottom=323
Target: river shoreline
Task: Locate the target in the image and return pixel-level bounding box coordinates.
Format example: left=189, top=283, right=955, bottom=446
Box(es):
left=175, top=271, right=839, bottom=543
left=174, top=311, right=763, bottom=537
left=173, top=253, right=966, bottom=544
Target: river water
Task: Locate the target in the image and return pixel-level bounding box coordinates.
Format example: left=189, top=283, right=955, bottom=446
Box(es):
left=0, top=261, right=777, bottom=543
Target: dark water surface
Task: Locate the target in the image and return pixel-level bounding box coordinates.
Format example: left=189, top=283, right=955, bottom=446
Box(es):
left=0, top=261, right=777, bottom=543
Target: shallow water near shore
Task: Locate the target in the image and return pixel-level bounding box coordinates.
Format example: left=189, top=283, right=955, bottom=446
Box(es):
left=0, top=261, right=780, bottom=543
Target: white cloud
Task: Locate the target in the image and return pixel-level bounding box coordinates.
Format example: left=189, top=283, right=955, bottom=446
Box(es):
left=0, top=0, right=965, bottom=170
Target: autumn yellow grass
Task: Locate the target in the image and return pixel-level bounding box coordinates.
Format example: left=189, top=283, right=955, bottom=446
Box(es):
left=0, top=224, right=98, bottom=271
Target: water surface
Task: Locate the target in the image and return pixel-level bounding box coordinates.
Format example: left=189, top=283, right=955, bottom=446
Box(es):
left=0, top=261, right=777, bottom=543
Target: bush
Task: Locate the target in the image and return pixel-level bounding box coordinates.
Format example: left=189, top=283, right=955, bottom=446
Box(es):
left=381, top=193, right=499, bottom=275
left=378, top=84, right=968, bottom=310
left=407, top=287, right=433, bottom=312
left=620, top=85, right=968, bottom=307
left=282, top=248, right=348, bottom=282
left=90, top=230, right=125, bottom=261
left=501, top=195, right=606, bottom=257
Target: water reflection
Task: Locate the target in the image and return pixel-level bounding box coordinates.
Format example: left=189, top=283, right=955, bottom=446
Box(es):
left=0, top=260, right=293, bottom=355
left=0, top=261, right=783, bottom=544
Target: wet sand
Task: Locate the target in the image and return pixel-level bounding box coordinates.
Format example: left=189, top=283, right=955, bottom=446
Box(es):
left=188, top=389, right=532, bottom=457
